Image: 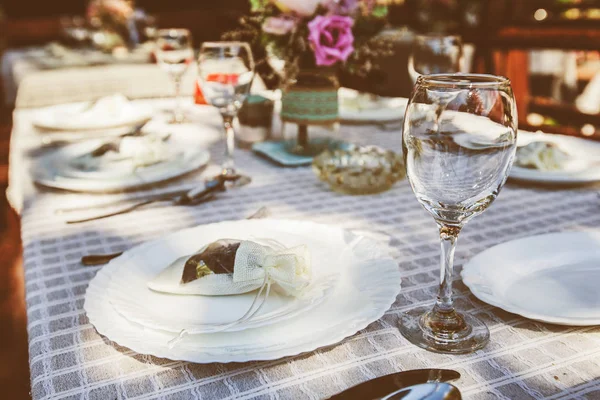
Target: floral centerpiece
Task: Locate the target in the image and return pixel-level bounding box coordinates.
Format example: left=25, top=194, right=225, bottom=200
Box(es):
left=225, top=0, right=393, bottom=155
left=87, top=0, right=136, bottom=50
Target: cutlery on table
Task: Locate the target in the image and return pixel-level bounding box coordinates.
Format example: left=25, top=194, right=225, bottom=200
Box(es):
left=327, top=369, right=460, bottom=400
left=381, top=382, right=461, bottom=400
left=80, top=206, right=270, bottom=266
left=66, top=174, right=247, bottom=225
left=55, top=187, right=197, bottom=214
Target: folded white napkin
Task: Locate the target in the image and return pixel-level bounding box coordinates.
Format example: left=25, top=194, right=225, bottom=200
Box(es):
left=34, top=94, right=152, bottom=131
left=576, top=72, right=600, bottom=115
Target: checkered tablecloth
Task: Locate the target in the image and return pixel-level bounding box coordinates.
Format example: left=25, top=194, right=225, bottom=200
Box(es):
left=9, top=99, right=600, bottom=399
left=1, top=48, right=197, bottom=108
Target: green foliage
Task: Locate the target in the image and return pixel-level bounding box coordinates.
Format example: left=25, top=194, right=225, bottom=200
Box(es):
left=371, top=5, right=388, bottom=18
left=249, top=0, right=269, bottom=12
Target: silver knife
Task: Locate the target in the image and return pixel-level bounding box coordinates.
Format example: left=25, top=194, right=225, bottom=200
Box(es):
left=327, top=369, right=460, bottom=400
left=55, top=186, right=197, bottom=214
left=65, top=179, right=225, bottom=224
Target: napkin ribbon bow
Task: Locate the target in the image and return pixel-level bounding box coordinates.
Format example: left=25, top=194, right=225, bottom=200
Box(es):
left=234, top=240, right=312, bottom=296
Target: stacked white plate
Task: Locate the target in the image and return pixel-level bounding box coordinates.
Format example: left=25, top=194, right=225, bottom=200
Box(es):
left=84, top=219, right=402, bottom=363
left=445, top=112, right=600, bottom=185
left=510, top=131, right=600, bottom=185
left=31, top=130, right=210, bottom=192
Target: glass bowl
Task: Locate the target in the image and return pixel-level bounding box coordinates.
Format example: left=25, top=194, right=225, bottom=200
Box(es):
left=312, top=145, right=405, bottom=195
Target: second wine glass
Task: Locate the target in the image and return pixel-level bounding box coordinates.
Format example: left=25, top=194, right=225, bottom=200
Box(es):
left=408, top=34, right=463, bottom=85
left=197, top=42, right=255, bottom=176
left=155, top=29, right=194, bottom=124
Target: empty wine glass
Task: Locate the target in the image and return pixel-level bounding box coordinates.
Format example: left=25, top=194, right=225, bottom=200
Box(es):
left=400, top=74, right=518, bottom=353
left=155, top=29, right=194, bottom=124
left=197, top=42, right=254, bottom=176
left=408, top=34, right=463, bottom=84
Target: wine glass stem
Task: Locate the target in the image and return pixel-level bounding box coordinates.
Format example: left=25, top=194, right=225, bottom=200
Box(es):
left=221, top=114, right=235, bottom=173
left=173, top=76, right=183, bottom=123
left=436, top=225, right=461, bottom=313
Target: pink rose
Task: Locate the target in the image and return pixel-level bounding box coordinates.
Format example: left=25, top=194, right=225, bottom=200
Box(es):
left=308, top=15, right=354, bottom=67
left=262, top=16, right=297, bottom=35
left=273, top=0, right=325, bottom=17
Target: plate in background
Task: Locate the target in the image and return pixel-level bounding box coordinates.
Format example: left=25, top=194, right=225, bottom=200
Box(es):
left=462, top=231, right=600, bottom=326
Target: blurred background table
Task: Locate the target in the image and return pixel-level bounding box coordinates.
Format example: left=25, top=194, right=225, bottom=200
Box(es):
left=1, top=47, right=197, bottom=109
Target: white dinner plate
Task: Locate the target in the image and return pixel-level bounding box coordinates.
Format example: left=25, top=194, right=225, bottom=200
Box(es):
left=338, top=88, right=408, bottom=123
left=510, top=131, right=600, bottom=184
left=31, top=131, right=210, bottom=192
left=85, top=219, right=401, bottom=363
left=32, top=97, right=153, bottom=131
left=462, top=231, right=600, bottom=326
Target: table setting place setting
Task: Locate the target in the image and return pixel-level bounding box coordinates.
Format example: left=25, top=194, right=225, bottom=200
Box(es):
left=7, top=2, right=600, bottom=400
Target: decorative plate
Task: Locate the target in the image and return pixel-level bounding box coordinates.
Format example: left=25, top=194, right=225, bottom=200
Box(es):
left=462, top=231, right=600, bottom=326
left=509, top=131, right=600, bottom=185
left=31, top=131, right=209, bottom=192
left=85, top=219, right=401, bottom=363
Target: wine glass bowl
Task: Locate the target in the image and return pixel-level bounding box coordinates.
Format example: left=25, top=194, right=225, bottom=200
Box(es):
left=197, top=42, right=255, bottom=175
left=399, top=73, right=517, bottom=354
left=155, top=29, right=194, bottom=123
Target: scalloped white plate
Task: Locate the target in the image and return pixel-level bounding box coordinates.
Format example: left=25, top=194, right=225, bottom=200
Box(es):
left=85, top=219, right=401, bottom=363
left=462, top=231, right=600, bottom=326
left=510, top=132, right=600, bottom=184
left=31, top=131, right=210, bottom=192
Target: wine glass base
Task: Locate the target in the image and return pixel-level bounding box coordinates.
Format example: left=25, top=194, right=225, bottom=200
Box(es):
left=220, top=167, right=237, bottom=177
left=399, top=308, right=489, bottom=354
left=215, top=168, right=252, bottom=188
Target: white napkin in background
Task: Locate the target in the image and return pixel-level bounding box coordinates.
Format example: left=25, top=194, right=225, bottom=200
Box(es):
left=33, top=94, right=153, bottom=131
left=58, top=94, right=131, bottom=127
left=576, top=72, right=600, bottom=115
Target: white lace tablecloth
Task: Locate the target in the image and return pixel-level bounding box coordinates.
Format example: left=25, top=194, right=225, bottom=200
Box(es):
left=1, top=48, right=196, bottom=108
left=9, top=99, right=600, bottom=399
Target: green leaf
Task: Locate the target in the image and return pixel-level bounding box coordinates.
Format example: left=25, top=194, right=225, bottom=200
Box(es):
left=250, top=0, right=267, bottom=12
left=371, top=5, right=388, bottom=18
